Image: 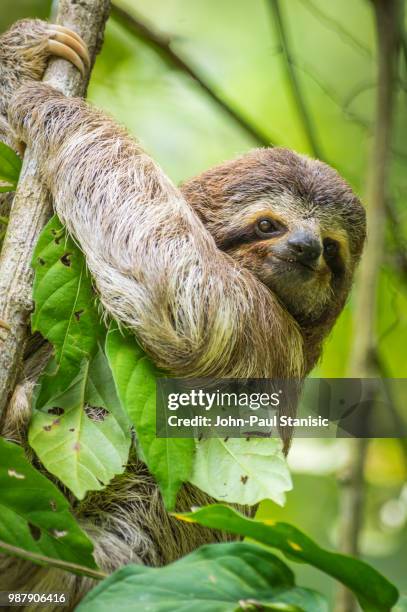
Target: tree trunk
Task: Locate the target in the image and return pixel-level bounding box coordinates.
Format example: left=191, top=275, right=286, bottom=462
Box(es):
left=0, top=0, right=110, bottom=416
left=335, top=1, right=401, bottom=610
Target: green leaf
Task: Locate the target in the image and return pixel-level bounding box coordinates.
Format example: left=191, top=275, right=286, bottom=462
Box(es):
left=29, top=348, right=131, bottom=500
left=0, top=437, right=97, bottom=571
left=77, top=541, right=327, bottom=612
left=0, top=183, right=15, bottom=193
left=191, top=438, right=292, bottom=506
left=105, top=323, right=194, bottom=510
left=31, top=215, right=105, bottom=405
left=175, top=505, right=399, bottom=612
left=0, top=141, right=22, bottom=188
left=393, top=595, right=407, bottom=611
left=29, top=217, right=130, bottom=499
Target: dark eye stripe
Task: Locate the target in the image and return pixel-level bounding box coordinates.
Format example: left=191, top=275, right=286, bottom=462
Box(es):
left=218, top=217, right=286, bottom=251
left=217, top=227, right=258, bottom=251
left=323, top=238, right=344, bottom=274
left=323, top=238, right=339, bottom=257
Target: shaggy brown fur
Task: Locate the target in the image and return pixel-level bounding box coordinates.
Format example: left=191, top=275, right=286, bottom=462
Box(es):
left=0, top=19, right=366, bottom=611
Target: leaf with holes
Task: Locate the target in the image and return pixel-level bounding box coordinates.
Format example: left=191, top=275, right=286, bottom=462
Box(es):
left=29, top=348, right=131, bottom=500
left=105, top=323, right=194, bottom=510
left=0, top=141, right=21, bottom=192
left=77, top=541, right=327, bottom=612
left=190, top=437, right=292, bottom=506
left=32, top=215, right=105, bottom=406
left=0, top=437, right=97, bottom=571
left=174, top=505, right=399, bottom=612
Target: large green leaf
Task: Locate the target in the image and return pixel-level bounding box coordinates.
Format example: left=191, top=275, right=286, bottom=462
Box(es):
left=0, top=438, right=98, bottom=572
left=0, top=141, right=21, bottom=191
left=105, top=323, right=194, bottom=510
left=175, top=505, right=399, bottom=612
left=31, top=215, right=105, bottom=405
left=77, top=541, right=327, bottom=612
left=191, top=438, right=292, bottom=506
left=29, top=349, right=131, bottom=500
left=0, top=184, right=14, bottom=193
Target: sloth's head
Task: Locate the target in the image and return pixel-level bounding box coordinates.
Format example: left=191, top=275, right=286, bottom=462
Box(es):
left=181, top=148, right=366, bottom=329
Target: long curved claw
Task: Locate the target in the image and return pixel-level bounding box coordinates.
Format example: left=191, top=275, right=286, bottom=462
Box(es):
left=51, top=24, right=84, bottom=46
left=47, top=39, right=86, bottom=76
left=49, top=29, right=90, bottom=69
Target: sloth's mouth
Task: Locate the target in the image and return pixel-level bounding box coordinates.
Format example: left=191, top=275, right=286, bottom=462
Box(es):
left=270, top=253, right=319, bottom=273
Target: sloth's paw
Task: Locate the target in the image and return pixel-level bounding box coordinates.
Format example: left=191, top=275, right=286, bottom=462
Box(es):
left=46, top=24, right=90, bottom=77
left=0, top=19, right=90, bottom=80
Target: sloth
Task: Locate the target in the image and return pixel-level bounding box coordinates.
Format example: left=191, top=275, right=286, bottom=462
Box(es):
left=0, top=19, right=366, bottom=610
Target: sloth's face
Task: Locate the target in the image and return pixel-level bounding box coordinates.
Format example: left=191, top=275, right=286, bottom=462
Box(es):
left=181, top=147, right=366, bottom=327
left=217, top=195, right=351, bottom=324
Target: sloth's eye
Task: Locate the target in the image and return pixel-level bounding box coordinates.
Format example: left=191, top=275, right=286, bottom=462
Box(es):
left=323, top=238, right=339, bottom=258
left=255, top=218, right=282, bottom=238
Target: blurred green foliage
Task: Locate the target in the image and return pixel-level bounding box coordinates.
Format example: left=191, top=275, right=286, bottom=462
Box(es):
left=1, top=0, right=406, bottom=606
left=92, top=0, right=407, bottom=380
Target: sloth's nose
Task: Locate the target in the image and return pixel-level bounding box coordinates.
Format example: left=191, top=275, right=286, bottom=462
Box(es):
left=287, top=231, right=322, bottom=266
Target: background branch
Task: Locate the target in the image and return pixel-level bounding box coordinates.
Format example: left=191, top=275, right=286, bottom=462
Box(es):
left=386, top=198, right=407, bottom=282
left=111, top=3, right=407, bottom=172
left=267, top=0, right=322, bottom=158
left=335, top=1, right=401, bottom=610
left=0, top=0, right=110, bottom=416
left=297, top=0, right=372, bottom=59
left=110, top=3, right=275, bottom=147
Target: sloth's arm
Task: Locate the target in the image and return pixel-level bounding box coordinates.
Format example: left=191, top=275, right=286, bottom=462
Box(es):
left=0, top=19, right=89, bottom=139
left=8, top=82, right=303, bottom=378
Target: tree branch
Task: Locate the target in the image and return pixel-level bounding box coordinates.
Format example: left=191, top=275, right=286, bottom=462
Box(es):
left=110, top=3, right=274, bottom=147
left=372, top=351, right=407, bottom=461
left=335, top=1, right=401, bottom=610
left=266, top=0, right=322, bottom=159
left=0, top=540, right=107, bottom=581
left=0, top=0, right=111, bottom=416
left=350, top=0, right=400, bottom=377
left=386, top=197, right=407, bottom=282
left=297, top=0, right=372, bottom=59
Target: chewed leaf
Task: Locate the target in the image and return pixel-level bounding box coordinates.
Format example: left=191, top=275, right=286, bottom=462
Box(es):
left=0, top=181, right=15, bottom=193
left=0, top=438, right=97, bottom=571
left=32, top=215, right=105, bottom=405
left=29, top=349, right=131, bottom=500
left=106, top=323, right=194, bottom=510
left=0, top=141, right=22, bottom=187
left=190, top=437, right=292, bottom=506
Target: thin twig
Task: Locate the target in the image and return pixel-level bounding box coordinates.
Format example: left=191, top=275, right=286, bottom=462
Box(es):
left=385, top=198, right=407, bottom=281
left=297, top=0, right=372, bottom=59
left=0, top=540, right=107, bottom=580
left=266, top=0, right=322, bottom=159
left=350, top=0, right=401, bottom=376
left=0, top=0, right=110, bottom=416
left=289, top=58, right=407, bottom=161
left=335, top=1, right=402, bottom=610
left=402, top=35, right=407, bottom=72
left=110, top=3, right=275, bottom=147
left=342, top=80, right=376, bottom=111
left=372, top=351, right=407, bottom=461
